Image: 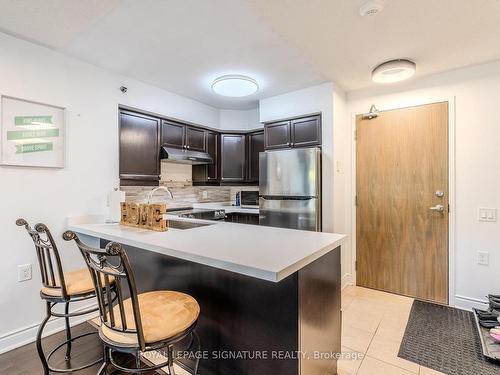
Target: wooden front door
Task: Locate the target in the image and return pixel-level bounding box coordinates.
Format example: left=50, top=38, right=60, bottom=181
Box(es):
left=356, top=102, right=449, bottom=304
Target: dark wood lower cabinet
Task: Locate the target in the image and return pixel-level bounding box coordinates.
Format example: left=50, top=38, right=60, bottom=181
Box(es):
left=225, top=212, right=259, bottom=225
left=99, top=239, right=341, bottom=375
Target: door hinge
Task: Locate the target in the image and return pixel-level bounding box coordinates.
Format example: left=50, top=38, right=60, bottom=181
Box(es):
left=354, top=129, right=357, bottom=141
left=355, top=261, right=357, bottom=271
left=355, top=195, right=358, bottom=206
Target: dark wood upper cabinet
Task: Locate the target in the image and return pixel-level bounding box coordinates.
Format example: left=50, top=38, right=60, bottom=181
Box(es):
left=220, top=134, right=246, bottom=182
left=185, top=126, right=206, bottom=152
left=264, top=120, right=291, bottom=149
left=119, top=110, right=160, bottom=185
left=192, top=131, right=218, bottom=183
left=161, top=120, right=185, bottom=149
left=206, top=131, right=218, bottom=180
left=247, top=130, right=264, bottom=182
left=119, top=108, right=281, bottom=186
left=290, top=115, right=321, bottom=147
left=264, top=114, right=321, bottom=150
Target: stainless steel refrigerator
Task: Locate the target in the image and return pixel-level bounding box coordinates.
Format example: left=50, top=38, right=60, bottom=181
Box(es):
left=259, top=147, right=321, bottom=231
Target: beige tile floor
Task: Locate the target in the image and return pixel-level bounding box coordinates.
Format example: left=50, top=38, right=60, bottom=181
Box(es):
left=339, top=285, right=446, bottom=375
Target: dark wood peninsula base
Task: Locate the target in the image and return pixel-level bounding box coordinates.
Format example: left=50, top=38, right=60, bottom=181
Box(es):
left=100, top=239, right=341, bottom=375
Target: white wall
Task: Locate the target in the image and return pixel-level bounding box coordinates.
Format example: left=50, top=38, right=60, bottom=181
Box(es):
left=260, top=82, right=335, bottom=232
left=219, top=108, right=261, bottom=131
left=345, top=61, right=500, bottom=309
left=0, top=32, right=221, bottom=353
left=260, top=83, right=351, bottom=285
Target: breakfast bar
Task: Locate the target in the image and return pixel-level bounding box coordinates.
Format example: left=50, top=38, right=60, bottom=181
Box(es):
left=68, top=218, right=345, bottom=375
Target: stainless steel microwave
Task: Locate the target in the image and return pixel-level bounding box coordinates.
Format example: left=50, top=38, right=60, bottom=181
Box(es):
left=240, top=191, right=259, bottom=208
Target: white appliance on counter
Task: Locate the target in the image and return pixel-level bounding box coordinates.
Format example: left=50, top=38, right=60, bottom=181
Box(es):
left=107, top=188, right=125, bottom=223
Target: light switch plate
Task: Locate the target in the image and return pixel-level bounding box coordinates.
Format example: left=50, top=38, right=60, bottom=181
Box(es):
left=477, top=251, right=489, bottom=266
left=18, top=264, right=32, bottom=282
left=478, top=208, right=497, bottom=222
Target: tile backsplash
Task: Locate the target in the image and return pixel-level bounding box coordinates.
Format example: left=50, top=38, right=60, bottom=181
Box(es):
left=121, top=184, right=258, bottom=209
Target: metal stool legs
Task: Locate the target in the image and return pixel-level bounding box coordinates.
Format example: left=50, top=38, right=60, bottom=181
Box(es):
left=97, top=346, right=109, bottom=375
left=167, top=345, right=176, bottom=375
left=35, top=301, right=102, bottom=374
left=64, top=302, right=72, bottom=361
left=36, top=302, right=52, bottom=375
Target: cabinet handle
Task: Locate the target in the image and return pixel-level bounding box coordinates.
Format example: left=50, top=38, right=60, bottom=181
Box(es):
left=287, top=142, right=290, bottom=146
left=291, top=142, right=295, bottom=147
left=207, top=177, right=211, bottom=180
left=187, top=145, right=190, bottom=149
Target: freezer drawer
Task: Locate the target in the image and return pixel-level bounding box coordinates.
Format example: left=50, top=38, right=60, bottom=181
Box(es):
left=259, top=147, right=321, bottom=197
left=259, top=197, right=321, bottom=231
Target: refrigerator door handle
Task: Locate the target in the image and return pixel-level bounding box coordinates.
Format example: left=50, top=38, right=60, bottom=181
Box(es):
left=259, top=195, right=316, bottom=201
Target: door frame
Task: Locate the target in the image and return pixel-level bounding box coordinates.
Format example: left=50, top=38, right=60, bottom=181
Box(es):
left=350, top=97, right=457, bottom=306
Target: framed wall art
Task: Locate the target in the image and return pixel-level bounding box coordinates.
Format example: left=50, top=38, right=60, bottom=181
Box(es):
left=1, top=96, right=66, bottom=168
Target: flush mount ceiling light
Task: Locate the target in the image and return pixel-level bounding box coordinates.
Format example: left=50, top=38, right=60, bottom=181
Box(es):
left=372, top=59, right=416, bottom=83
left=211, top=74, right=259, bottom=97
left=359, top=0, right=385, bottom=17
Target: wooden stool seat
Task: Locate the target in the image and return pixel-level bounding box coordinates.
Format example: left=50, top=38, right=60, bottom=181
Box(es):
left=101, top=290, right=200, bottom=345
left=41, top=268, right=115, bottom=297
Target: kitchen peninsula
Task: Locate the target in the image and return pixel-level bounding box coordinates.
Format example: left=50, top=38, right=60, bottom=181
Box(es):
left=68, top=217, right=345, bottom=375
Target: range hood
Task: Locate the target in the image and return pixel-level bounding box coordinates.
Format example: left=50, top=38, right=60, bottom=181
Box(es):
left=160, top=146, right=213, bottom=165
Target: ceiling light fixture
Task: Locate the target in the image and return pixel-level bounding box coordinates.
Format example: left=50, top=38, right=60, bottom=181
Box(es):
left=211, top=74, right=259, bottom=97
left=371, top=59, right=416, bottom=83
left=359, top=0, right=385, bottom=17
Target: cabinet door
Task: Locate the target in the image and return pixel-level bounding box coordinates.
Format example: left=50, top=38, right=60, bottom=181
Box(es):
left=264, top=121, right=291, bottom=149
left=186, top=126, right=206, bottom=152
left=220, top=134, right=246, bottom=182
left=119, top=111, right=160, bottom=182
left=192, top=131, right=218, bottom=183
left=206, top=131, right=219, bottom=180
left=247, top=130, right=264, bottom=182
left=162, top=120, right=185, bottom=149
left=290, top=115, right=321, bottom=147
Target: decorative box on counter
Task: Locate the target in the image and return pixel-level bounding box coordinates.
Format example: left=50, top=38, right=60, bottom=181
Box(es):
left=120, top=202, right=167, bottom=231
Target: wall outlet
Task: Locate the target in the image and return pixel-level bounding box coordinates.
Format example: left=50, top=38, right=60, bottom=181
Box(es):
left=202, top=191, right=208, bottom=199
left=477, top=251, right=489, bottom=266
left=478, top=208, right=497, bottom=222
left=18, top=264, right=32, bottom=282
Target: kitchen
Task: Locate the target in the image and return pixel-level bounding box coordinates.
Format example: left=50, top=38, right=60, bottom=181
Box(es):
left=61, top=106, right=335, bottom=375
left=118, top=107, right=322, bottom=230
left=2, top=2, right=500, bottom=375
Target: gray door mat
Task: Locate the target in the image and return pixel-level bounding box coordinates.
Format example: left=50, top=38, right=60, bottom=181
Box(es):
left=398, top=300, right=500, bottom=375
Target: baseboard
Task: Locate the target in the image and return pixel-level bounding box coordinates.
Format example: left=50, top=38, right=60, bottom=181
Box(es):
left=0, top=303, right=99, bottom=355
left=453, top=294, right=489, bottom=311
left=341, top=273, right=353, bottom=289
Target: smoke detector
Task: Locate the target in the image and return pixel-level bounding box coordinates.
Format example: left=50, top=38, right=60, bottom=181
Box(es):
left=359, top=0, right=385, bottom=17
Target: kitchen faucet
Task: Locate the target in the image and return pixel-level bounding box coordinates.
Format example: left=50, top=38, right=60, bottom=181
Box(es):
left=147, top=186, right=173, bottom=203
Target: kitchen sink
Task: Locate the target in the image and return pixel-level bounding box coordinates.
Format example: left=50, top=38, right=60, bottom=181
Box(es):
left=166, top=220, right=214, bottom=230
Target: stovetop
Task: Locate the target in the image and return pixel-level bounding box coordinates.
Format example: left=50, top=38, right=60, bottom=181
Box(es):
left=166, top=207, right=226, bottom=220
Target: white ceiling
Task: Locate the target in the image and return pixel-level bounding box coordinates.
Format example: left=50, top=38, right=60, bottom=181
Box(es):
left=0, top=0, right=325, bottom=109
left=1, top=0, right=500, bottom=108
left=246, top=0, right=500, bottom=91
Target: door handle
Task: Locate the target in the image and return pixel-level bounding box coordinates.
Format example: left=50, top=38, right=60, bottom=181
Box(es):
left=429, top=204, right=445, bottom=213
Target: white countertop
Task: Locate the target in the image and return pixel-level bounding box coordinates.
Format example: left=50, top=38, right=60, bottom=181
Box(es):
left=68, top=218, right=345, bottom=283
left=192, top=202, right=259, bottom=214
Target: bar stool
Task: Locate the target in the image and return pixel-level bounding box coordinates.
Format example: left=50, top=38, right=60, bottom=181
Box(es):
left=16, top=219, right=109, bottom=374
left=63, top=230, right=202, bottom=375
